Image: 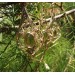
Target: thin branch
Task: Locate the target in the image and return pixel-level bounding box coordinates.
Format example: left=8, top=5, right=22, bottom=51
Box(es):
left=0, top=9, right=75, bottom=33
left=18, top=8, right=75, bottom=28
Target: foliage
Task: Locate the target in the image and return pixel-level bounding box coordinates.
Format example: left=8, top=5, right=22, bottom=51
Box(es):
left=0, top=2, right=75, bottom=72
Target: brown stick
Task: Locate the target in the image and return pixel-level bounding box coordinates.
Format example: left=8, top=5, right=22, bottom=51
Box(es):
left=22, top=9, right=75, bottom=28
left=0, top=8, right=75, bottom=33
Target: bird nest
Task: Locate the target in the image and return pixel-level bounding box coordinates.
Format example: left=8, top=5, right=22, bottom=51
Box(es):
left=17, top=21, right=61, bottom=61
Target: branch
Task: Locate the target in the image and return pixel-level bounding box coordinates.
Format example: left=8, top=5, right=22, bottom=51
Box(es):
left=23, top=9, right=75, bottom=28
left=0, top=8, right=75, bottom=33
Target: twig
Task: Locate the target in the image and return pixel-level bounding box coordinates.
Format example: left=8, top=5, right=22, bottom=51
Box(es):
left=0, top=9, right=75, bottom=29
left=0, top=9, right=75, bottom=33
left=24, top=9, right=75, bottom=28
